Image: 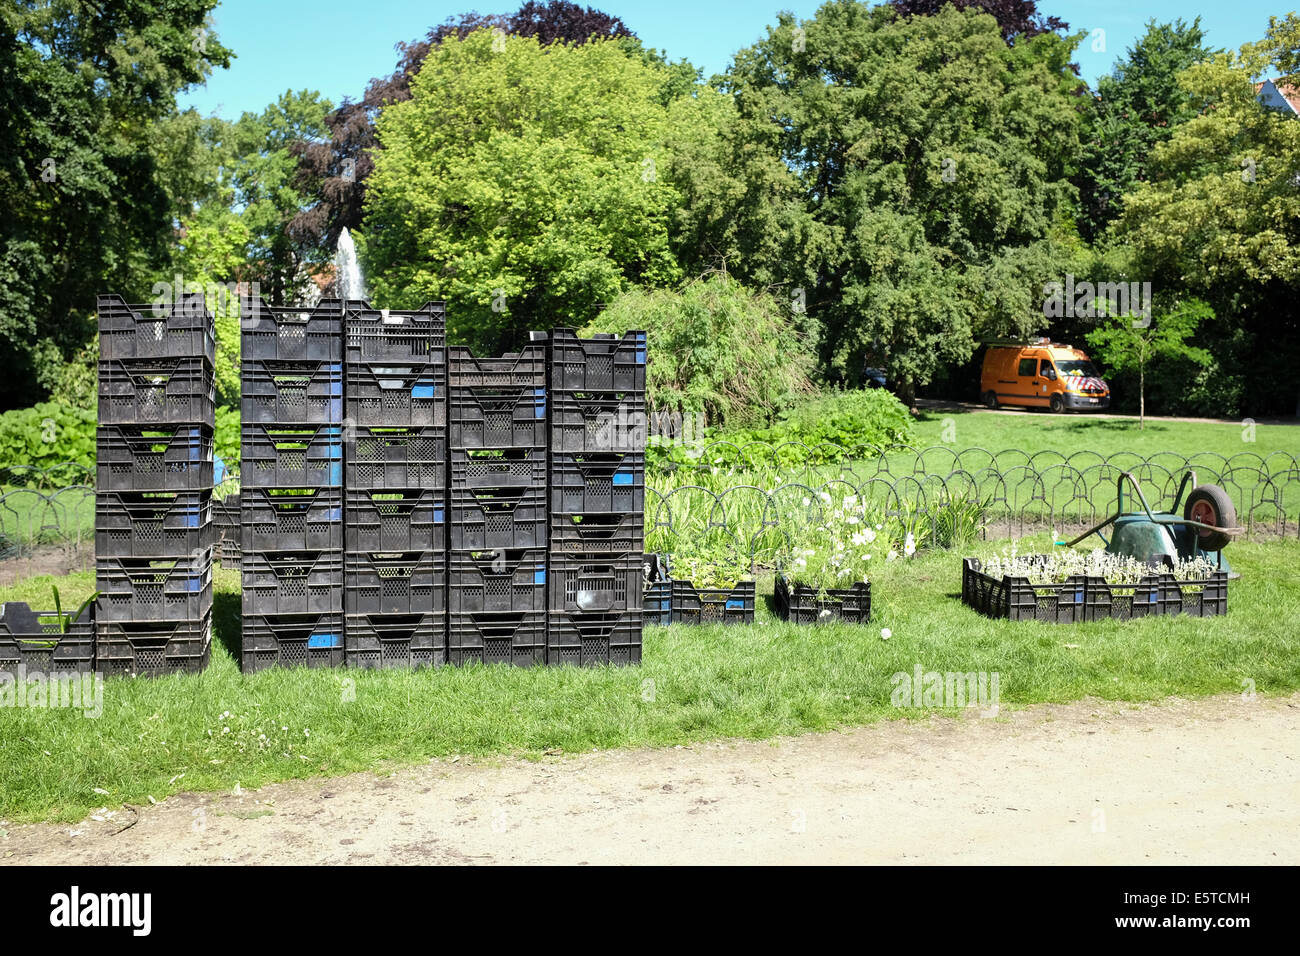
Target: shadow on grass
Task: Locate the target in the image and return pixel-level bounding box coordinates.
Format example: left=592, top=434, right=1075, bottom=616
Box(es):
left=1061, top=419, right=1171, bottom=434
left=212, top=590, right=242, bottom=661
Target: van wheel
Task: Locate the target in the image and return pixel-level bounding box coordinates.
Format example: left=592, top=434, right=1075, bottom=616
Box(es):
left=983, top=391, right=999, bottom=409
left=1049, top=394, right=1065, bottom=413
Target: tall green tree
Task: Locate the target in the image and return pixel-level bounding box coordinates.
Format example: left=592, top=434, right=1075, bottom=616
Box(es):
left=1086, top=298, right=1212, bottom=428
left=1076, top=19, right=1214, bottom=241
left=0, top=0, right=231, bottom=409
left=721, top=1, right=1084, bottom=401
left=1112, top=32, right=1300, bottom=416
left=363, top=29, right=692, bottom=351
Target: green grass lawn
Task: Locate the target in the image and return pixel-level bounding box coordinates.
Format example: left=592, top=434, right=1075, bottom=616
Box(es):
left=908, top=408, right=1299, bottom=464
left=3, top=536, right=1298, bottom=823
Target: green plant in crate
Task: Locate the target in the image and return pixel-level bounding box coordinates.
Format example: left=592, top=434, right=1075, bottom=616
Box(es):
left=978, top=546, right=1221, bottom=595
left=670, top=544, right=752, bottom=590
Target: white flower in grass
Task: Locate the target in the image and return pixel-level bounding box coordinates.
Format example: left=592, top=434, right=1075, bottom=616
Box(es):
left=861, top=553, right=871, bottom=561
left=887, top=550, right=897, bottom=561
left=819, top=491, right=832, bottom=503
left=818, top=609, right=831, bottom=619
left=802, top=497, right=811, bottom=507
left=846, top=515, right=860, bottom=525
left=904, top=532, right=916, bottom=557
left=880, top=628, right=891, bottom=640
left=863, top=528, right=876, bottom=544
left=845, top=494, right=856, bottom=507
left=851, top=531, right=867, bottom=546
left=794, top=557, right=807, bottom=569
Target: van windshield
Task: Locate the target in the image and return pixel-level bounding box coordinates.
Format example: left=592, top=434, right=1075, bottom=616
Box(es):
left=1055, top=360, right=1099, bottom=377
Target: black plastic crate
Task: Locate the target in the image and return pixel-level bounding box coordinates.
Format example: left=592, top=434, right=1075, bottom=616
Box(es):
left=213, top=494, right=242, bottom=568
left=449, top=485, right=547, bottom=550
left=345, top=612, right=446, bottom=669
left=547, top=609, right=642, bottom=666
left=449, top=385, right=546, bottom=449
left=0, top=603, right=96, bottom=675
left=241, top=487, right=342, bottom=552
left=960, top=557, right=1229, bottom=622
left=97, top=293, right=216, bottom=364
left=344, top=300, right=446, bottom=363
left=548, top=552, right=642, bottom=614
left=346, top=426, right=447, bottom=489
left=775, top=575, right=871, bottom=624
left=97, top=425, right=213, bottom=492
left=448, top=610, right=546, bottom=667
left=447, top=345, right=546, bottom=387
left=241, top=549, right=344, bottom=616
left=96, top=617, right=211, bottom=677
left=345, top=488, right=445, bottom=553
left=550, top=452, right=644, bottom=514
left=673, top=579, right=756, bottom=625
left=448, top=549, right=547, bottom=613
left=98, top=357, right=216, bottom=426
left=240, top=295, right=343, bottom=362
left=550, top=391, right=646, bottom=454
left=346, top=361, right=446, bottom=427
left=643, top=579, right=672, bottom=626
left=241, top=612, right=344, bottom=673
left=450, top=447, right=546, bottom=491
left=345, top=550, right=445, bottom=616
left=549, top=511, right=642, bottom=555
left=242, top=360, right=343, bottom=424
left=96, top=549, right=214, bottom=623
left=549, top=328, right=646, bottom=392
left=94, top=490, right=211, bottom=557
left=241, top=424, right=342, bottom=488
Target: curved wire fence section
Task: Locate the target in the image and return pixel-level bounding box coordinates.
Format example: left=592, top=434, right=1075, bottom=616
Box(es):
left=2, top=447, right=1297, bottom=575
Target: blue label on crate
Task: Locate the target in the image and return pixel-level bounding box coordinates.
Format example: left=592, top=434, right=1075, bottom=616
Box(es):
left=189, top=441, right=201, bottom=461
left=412, top=382, right=436, bottom=399
left=725, top=599, right=744, bottom=610
left=327, top=507, right=342, bottom=521
left=534, top=569, right=546, bottom=584
left=329, top=398, right=342, bottom=419
left=636, top=350, right=646, bottom=364
left=328, top=442, right=342, bottom=459
left=612, top=471, right=633, bottom=485
left=534, top=389, right=546, bottom=418
left=184, top=576, right=203, bottom=592
left=329, top=463, right=342, bottom=485
left=1074, top=590, right=1083, bottom=603
left=1147, top=591, right=1157, bottom=603
left=328, top=363, right=341, bottom=373
left=308, top=633, right=342, bottom=649
left=434, top=507, right=445, bottom=523
left=184, top=511, right=199, bottom=528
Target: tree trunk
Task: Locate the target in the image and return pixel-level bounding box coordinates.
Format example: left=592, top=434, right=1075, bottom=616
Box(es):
left=1139, top=362, right=1145, bottom=430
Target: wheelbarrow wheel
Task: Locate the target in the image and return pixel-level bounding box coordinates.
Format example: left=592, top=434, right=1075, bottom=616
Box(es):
left=1184, top=484, right=1236, bottom=552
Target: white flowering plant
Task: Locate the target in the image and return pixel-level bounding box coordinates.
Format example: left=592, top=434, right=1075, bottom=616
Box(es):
left=780, top=490, right=917, bottom=594
left=976, top=545, right=1221, bottom=594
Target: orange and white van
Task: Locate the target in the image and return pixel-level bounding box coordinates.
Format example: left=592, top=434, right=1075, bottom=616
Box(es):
left=979, top=340, right=1110, bottom=412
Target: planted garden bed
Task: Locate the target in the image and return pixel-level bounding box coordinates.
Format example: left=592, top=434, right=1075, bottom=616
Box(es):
left=961, top=551, right=1228, bottom=623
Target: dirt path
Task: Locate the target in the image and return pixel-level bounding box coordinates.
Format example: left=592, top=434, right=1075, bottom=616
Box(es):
left=4, top=692, right=1298, bottom=865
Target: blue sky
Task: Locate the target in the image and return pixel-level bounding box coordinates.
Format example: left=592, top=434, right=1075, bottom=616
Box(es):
left=179, top=0, right=1286, bottom=119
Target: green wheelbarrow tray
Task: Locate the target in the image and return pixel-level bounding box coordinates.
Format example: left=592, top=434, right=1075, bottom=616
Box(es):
left=1059, top=470, right=1243, bottom=577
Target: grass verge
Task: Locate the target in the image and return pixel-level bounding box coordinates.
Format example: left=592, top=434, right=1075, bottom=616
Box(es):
left=1, top=537, right=1298, bottom=823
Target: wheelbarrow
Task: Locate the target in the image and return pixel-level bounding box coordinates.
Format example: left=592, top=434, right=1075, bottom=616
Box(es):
left=1060, top=470, right=1241, bottom=574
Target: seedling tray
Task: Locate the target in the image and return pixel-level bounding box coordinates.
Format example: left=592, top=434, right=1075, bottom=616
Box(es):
left=346, top=611, right=446, bottom=669
left=0, top=602, right=95, bottom=675
left=97, top=294, right=216, bottom=364
left=241, top=612, right=344, bottom=673
left=775, top=575, right=871, bottom=624
left=960, top=556, right=1229, bottom=622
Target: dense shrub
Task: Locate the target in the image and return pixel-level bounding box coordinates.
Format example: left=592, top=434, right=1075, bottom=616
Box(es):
left=725, top=389, right=916, bottom=454
left=0, top=402, right=96, bottom=480
left=582, top=272, right=816, bottom=429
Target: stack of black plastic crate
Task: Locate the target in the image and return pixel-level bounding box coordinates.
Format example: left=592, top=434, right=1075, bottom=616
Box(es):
left=239, top=296, right=345, bottom=671
left=446, top=344, right=549, bottom=665
left=546, top=330, right=647, bottom=665
left=343, top=300, right=448, bottom=668
left=95, top=294, right=216, bottom=676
